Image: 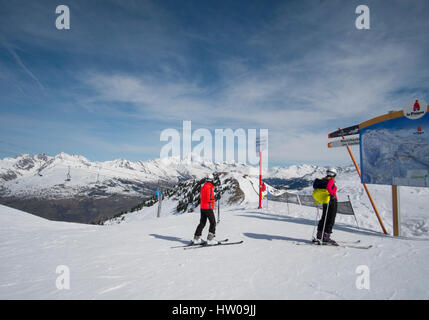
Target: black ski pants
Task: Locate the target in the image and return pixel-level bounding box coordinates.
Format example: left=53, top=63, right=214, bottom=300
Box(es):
left=194, top=209, right=216, bottom=237
left=317, top=197, right=338, bottom=234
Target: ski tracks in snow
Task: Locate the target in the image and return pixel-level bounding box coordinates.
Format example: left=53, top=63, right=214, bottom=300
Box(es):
left=97, top=282, right=129, bottom=296
left=307, top=281, right=345, bottom=299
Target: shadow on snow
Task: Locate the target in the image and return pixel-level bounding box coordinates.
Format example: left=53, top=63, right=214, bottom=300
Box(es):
left=243, top=232, right=310, bottom=244
left=149, top=233, right=189, bottom=244
left=238, top=211, right=386, bottom=238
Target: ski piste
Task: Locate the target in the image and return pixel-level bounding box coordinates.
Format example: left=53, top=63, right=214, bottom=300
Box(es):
left=328, top=124, right=359, bottom=138
left=183, top=239, right=244, bottom=250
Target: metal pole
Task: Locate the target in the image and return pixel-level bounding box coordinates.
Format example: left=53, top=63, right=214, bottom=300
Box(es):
left=217, top=201, right=220, bottom=224
left=320, top=200, right=331, bottom=245
left=157, top=192, right=162, bottom=218
left=339, top=128, right=388, bottom=235
left=348, top=195, right=360, bottom=229
left=392, top=185, right=401, bottom=236
left=266, top=190, right=268, bottom=210
left=312, top=205, right=321, bottom=241
left=287, top=193, right=290, bottom=215
left=259, top=151, right=262, bottom=209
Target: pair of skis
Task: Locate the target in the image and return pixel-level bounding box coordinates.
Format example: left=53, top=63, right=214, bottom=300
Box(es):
left=296, top=238, right=372, bottom=250
left=172, top=239, right=244, bottom=250
left=171, top=238, right=371, bottom=250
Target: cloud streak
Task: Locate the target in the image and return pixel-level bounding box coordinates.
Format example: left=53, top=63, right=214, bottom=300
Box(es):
left=2, top=41, right=45, bottom=90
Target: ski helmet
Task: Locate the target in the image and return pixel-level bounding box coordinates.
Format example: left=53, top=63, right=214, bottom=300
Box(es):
left=206, top=173, right=214, bottom=181
left=326, top=168, right=337, bottom=177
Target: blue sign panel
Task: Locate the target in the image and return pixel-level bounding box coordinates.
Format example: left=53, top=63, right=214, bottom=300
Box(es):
left=360, top=108, right=429, bottom=187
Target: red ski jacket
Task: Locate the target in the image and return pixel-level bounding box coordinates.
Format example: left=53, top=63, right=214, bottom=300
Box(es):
left=326, top=179, right=337, bottom=200
left=200, top=182, right=215, bottom=210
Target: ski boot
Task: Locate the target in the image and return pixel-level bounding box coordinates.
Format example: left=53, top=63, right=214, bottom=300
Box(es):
left=313, top=231, right=338, bottom=246
left=321, top=233, right=338, bottom=246
left=192, top=235, right=203, bottom=245
left=206, top=232, right=217, bottom=245
left=312, top=231, right=323, bottom=244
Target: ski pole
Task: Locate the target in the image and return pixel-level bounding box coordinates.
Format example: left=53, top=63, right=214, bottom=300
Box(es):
left=312, top=204, right=321, bottom=240
left=320, top=199, right=331, bottom=245
left=217, top=201, right=220, bottom=224
left=286, top=193, right=290, bottom=215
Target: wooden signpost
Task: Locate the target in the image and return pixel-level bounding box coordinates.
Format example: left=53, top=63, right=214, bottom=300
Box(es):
left=392, top=185, right=401, bottom=236
left=328, top=128, right=388, bottom=235
left=331, top=99, right=429, bottom=237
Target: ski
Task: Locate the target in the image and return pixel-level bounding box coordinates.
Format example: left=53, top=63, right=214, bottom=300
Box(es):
left=170, top=240, right=208, bottom=249
left=312, top=238, right=361, bottom=245
left=171, top=238, right=228, bottom=249
left=184, top=240, right=243, bottom=250
left=181, top=239, right=230, bottom=249
left=337, top=239, right=361, bottom=245
left=297, top=240, right=372, bottom=250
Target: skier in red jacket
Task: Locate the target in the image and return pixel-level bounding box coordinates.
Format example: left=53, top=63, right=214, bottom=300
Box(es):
left=193, top=174, right=217, bottom=245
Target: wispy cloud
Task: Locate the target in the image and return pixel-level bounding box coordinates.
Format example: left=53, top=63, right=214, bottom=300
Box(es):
left=2, top=41, right=44, bottom=90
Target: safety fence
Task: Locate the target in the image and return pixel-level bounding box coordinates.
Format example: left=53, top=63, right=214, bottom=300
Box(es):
left=269, top=191, right=359, bottom=227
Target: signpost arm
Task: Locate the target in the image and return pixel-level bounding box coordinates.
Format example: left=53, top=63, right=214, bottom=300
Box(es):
left=339, top=129, right=389, bottom=235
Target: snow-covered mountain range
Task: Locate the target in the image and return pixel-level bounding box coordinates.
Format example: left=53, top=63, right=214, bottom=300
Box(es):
left=0, top=152, right=333, bottom=199
left=0, top=152, right=337, bottom=223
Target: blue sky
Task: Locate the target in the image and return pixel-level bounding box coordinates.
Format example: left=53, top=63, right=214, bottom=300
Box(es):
left=1, top=0, right=429, bottom=166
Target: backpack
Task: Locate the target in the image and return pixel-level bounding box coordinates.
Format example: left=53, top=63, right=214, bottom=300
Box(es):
left=312, top=189, right=330, bottom=204
left=313, top=178, right=328, bottom=190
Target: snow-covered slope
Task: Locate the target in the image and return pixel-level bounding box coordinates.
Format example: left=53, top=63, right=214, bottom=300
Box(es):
left=1, top=161, right=429, bottom=299
left=1, top=198, right=429, bottom=299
